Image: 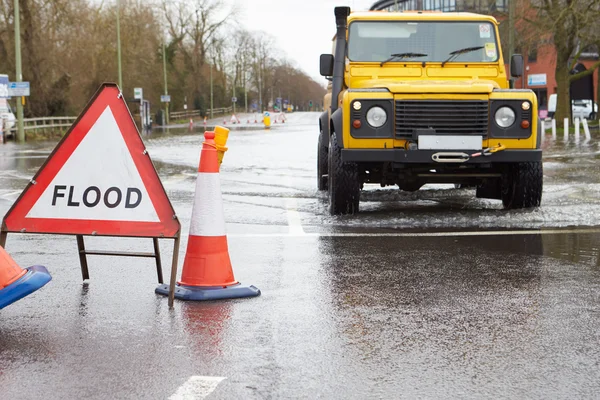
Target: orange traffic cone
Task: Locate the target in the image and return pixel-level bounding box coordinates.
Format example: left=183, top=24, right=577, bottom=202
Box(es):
left=0, top=245, right=51, bottom=309
left=155, top=131, right=260, bottom=301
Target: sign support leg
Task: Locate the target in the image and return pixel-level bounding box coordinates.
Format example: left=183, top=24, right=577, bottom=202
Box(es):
left=0, top=230, right=7, bottom=247
left=153, top=237, right=163, bottom=284
left=76, top=235, right=90, bottom=280
left=168, top=233, right=181, bottom=308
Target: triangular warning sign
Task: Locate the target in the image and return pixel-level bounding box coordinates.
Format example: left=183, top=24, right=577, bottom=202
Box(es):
left=2, top=83, right=180, bottom=238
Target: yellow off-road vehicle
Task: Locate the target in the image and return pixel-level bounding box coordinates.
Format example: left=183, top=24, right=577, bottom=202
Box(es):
left=318, top=6, right=542, bottom=215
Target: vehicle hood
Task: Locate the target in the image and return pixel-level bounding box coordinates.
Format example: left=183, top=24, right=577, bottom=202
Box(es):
left=354, top=79, right=500, bottom=94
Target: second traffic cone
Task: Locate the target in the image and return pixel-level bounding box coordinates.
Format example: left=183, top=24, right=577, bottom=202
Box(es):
left=0, top=245, right=52, bottom=309
left=155, top=131, right=260, bottom=301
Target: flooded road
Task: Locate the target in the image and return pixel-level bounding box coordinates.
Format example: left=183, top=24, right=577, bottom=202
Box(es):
left=1, top=113, right=600, bottom=398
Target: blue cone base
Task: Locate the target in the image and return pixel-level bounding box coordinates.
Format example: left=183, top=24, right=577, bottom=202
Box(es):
left=0, top=265, right=52, bottom=310
left=155, top=282, right=260, bottom=301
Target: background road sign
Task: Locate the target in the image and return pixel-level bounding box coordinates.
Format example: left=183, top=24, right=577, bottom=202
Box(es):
left=8, top=82, right=30, bottom=97
left=160, top=95, right=171, bottom=103
left=134, top=87, right=143, bottom=100
left=232, top=97, right=237, bottom=103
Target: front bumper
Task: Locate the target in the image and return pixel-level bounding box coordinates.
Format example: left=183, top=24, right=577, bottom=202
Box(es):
left=341, top=149, right=542, bottom=164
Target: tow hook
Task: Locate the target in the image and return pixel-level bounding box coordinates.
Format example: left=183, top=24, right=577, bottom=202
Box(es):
left=471, top=144, right=506, bottom=158
left=432, top=152, right=470, bottom=163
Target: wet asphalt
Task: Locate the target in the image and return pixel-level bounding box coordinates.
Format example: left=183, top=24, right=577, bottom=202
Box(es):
left=1, top=113, right=600, bottom=399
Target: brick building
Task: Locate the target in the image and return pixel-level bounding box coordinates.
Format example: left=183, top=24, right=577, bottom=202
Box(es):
left=370, top=0, right=599, bottom=113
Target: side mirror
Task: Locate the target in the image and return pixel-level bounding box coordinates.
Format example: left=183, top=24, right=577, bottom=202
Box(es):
left=320, top=54, right=334, bottom=77
left=510, top=54, right=523, bottom=78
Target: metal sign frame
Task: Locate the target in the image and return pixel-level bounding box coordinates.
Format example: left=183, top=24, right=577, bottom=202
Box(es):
left=0, top=83, right=181, bottom=307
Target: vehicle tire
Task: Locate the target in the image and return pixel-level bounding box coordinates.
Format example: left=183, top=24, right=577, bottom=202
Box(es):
left=501, top=162, right=543, bottom=209
left=317, top=130, right=328, bottom=191
left=590, top=112, right=597, bottom=120
left=328, top=132, right=360, bottom=215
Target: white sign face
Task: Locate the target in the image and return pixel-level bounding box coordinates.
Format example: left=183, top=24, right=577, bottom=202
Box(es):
left=8, top=82, right=30, bottom=96
left=134, top=87, right=143, bottom=100
left=27, top=106, right=160, bottom=222
left=527, top=73, right=547, bottom=86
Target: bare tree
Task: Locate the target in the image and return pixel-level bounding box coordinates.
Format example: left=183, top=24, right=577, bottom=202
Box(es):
left=528, top=0, right=600, bottom=121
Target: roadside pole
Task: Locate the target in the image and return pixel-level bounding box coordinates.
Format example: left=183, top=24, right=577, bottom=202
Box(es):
left=14, top=0, right=24, bottom=143
left=162, top=41, right=169, bottom=126
left=244, top=70, right=248, bottom=113
left=258, top=66, right=262, bottom=113
left=508, top=0, right=515, bottom=88
left=210, top=64, right=214, bottom=119
left=232, top=75, right=236, bottom=115
left=116, top=0, right=123, bottom=89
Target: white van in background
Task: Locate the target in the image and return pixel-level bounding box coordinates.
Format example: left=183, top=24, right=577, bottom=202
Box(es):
left=0, top=98, right=16, bottom=131
left=0, top=73, right=16, bottom=132
left=548, top=93, right=597, bottom=119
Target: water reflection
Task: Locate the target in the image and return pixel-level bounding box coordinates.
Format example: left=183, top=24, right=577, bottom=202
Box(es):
left=317, top=234, right=545, bottom=365
left=542, top=232, right=600, bottom=267
left=180, top=301, right=233, bottom=360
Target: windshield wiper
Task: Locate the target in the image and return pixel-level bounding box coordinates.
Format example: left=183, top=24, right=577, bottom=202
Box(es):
left=441, top=46, right=485, bottom=67
left=380, top=52, right=427, bottom=67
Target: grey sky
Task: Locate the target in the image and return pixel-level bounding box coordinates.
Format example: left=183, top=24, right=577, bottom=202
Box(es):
left=237, top=0, right=374, bottom=82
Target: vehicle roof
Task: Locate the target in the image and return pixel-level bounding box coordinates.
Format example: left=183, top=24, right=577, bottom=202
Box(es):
left=348, top=11, right=498, bottom=24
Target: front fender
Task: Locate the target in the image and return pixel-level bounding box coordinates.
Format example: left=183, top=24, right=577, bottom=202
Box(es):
left=330, top=108, right=344, bottom=148
left=319, top=111, right=330, bottom=138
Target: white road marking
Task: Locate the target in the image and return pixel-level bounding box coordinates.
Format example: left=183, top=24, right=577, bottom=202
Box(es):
left=285, top=197, right=306, bottom=235
left=229, top=227, right=600, bottom=238
left=169, top=376, right=225, bottom=400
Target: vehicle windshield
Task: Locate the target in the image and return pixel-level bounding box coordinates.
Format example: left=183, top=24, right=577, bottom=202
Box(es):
left=348, top=21, right=499, bottom=63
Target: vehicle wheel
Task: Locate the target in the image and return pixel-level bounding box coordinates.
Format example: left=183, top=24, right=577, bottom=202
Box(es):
left=590, top=112, right=597, bottom=120
left=328, top=132, right=360, bottom=215
left=317, top=130, right=328, bottom=191
left=501, top=162, right=543, bottom=209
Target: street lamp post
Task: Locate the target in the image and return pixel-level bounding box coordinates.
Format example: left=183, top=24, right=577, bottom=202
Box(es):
left=13, top=0, right=24, bottom=143
left=210, top=63, right=214, bottom=119
left=232, top=74, right=236, bottom=115
left=244, top=70, right=248, bottom=114
left=116, top=0, right=123, bottom=89
left=508, top=0, right=515, bottom=88
left=258, top=67, right=262, bottom=113
left=162, top=40, right=169, bottom=126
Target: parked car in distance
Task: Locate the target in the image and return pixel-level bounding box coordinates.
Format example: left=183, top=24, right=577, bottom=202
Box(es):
left=548, top=93, right=597, bottom=119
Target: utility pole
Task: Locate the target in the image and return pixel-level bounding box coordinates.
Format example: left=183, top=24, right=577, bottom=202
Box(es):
left=116, top=0, right=123, bottom=89
left=232, top=74, right=236, bottom=115
left=258, top=66, right=262, bottom=113
left=244, top=61, right=248, bottom=114
left=210, top=63, right=214, bottom=119
left=244, top=70, right=248, bottom=113
left=508, top=0, right=515, bottom=88
left=13, top=0, right=24, bottom=143
left=162, top=41, right=169, bottom=126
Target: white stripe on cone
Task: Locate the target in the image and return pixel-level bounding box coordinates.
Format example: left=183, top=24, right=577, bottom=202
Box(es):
left=189, top=173, right=226, bottom=236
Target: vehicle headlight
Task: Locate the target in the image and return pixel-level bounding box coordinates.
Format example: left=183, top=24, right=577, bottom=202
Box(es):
left=495, top=106, right=516, bottom=128
left=366, top=106, right=387, bottom=128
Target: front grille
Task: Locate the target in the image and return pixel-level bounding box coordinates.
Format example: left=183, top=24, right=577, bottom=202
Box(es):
left=395, top=100, right=489, bottom=137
